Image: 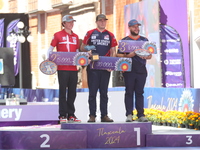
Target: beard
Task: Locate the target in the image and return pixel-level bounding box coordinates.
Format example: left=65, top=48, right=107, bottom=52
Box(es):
left=130, top=31, right=139, bottom=36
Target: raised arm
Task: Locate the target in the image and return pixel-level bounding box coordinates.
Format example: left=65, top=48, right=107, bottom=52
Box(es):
left=80, top=43, right=87, bottom=52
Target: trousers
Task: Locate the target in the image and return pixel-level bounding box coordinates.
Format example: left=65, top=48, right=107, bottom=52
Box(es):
left=57, top=70, right=78, bottom=118
left=123, top=72, right=147, bottom=118
left=87, top=66, right=110, bottom=118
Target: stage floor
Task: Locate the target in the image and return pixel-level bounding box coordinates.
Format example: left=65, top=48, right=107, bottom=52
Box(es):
left=1, top=124, right=200, bottom=133
left=151, top=125, right=200, bottom=134
left=0, top=124, right=200, bottom=149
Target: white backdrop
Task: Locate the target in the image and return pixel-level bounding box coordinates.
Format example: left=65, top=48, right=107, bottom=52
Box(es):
left=74, top=91, right=126, bottom=123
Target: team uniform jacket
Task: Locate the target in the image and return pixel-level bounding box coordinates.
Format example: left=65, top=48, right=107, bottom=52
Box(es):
left=82, top=28, right=117, bottom=56
left=50, top=29, right=79, bottom=71
left=119, top=35, right=148, bottom=74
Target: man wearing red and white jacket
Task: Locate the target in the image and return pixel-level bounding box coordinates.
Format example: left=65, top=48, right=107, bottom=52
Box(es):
left=47, top=15, right=81, bottom=123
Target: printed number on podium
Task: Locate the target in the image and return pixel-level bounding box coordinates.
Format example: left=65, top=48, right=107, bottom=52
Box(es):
left=186, top=136, right=193, bottom=145
left=134, top=128, right=141, bottom=146
left=40, top=134, right=50, bottom=148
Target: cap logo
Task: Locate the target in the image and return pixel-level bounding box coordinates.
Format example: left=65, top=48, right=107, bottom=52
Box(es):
left=69, top=16, right=73, bottom=19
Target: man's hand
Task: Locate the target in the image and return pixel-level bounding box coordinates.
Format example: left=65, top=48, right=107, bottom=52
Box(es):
left=139, top=54, right=152, bottom=59
left=126, top=51, right=136, bottom=58
left=86, top=50, right=92, bottom=57
left=107, top=69, right=113, bottom=72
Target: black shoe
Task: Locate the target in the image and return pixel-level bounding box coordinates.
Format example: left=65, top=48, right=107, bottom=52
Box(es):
left=101, top=116, right=114, bottom=122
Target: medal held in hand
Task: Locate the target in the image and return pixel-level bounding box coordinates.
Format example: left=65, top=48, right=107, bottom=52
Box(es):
left=91, top=51, right=99, bottom=61
left=134, top=49, right=151, bottom=57
left=39, top=60, right=57, bottom=75
left=84, top=45, right=99, bottom=61
left=134, top=42, right=156, bottom=57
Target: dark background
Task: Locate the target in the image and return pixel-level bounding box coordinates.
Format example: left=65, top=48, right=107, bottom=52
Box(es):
left=0, top=13, right=32, bottom=88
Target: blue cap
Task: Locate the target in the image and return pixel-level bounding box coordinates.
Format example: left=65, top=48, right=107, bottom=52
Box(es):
left=128, top=19, right=141, bottom=27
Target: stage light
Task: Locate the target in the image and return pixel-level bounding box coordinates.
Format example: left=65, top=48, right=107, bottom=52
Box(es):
left=7, top=21, right=33, bottom=44
left=6, top=35, right=12, bottom=42
left=6, top=21, right=33, bottom=89
left=27, top=35, right=34, bottom=42
left=17, top=21, right=24, bottom=29
left=18, top=34, right=26, bottom=43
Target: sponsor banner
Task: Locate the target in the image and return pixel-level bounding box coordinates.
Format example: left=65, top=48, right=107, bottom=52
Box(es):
left=160, top=0, right=190, bottom=87
left=144, top=88, right=199, bottom=113
left=49, top=52, right=89, bottom=66
left=0, top=18, right=4, bottom=47
left=160, top=24, right=185, bottom=88
left=0, top=105, right=58, bottom=121
left=1, top=87, right=200, bottom=122
left=90, top=56, right=132, bottom=71
left=8, top=87, right=198, bottom=109
left=118, top=40, right=157, bottom=54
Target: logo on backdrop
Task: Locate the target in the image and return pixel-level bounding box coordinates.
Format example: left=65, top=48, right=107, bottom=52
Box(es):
left=165, top=71, right=182, bottom=76
left=178, top=89, right=194, bottom=112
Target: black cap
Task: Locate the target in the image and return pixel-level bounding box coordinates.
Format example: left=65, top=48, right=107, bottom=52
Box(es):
left=96, top=14, right=108, bottom=21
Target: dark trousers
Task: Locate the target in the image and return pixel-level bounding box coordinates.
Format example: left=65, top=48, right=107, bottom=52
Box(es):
left=87, top=66, right=110, bottom=118
left=123, top=72, right=147, bottom=118
left=57, top=70, right=78, bottom=118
